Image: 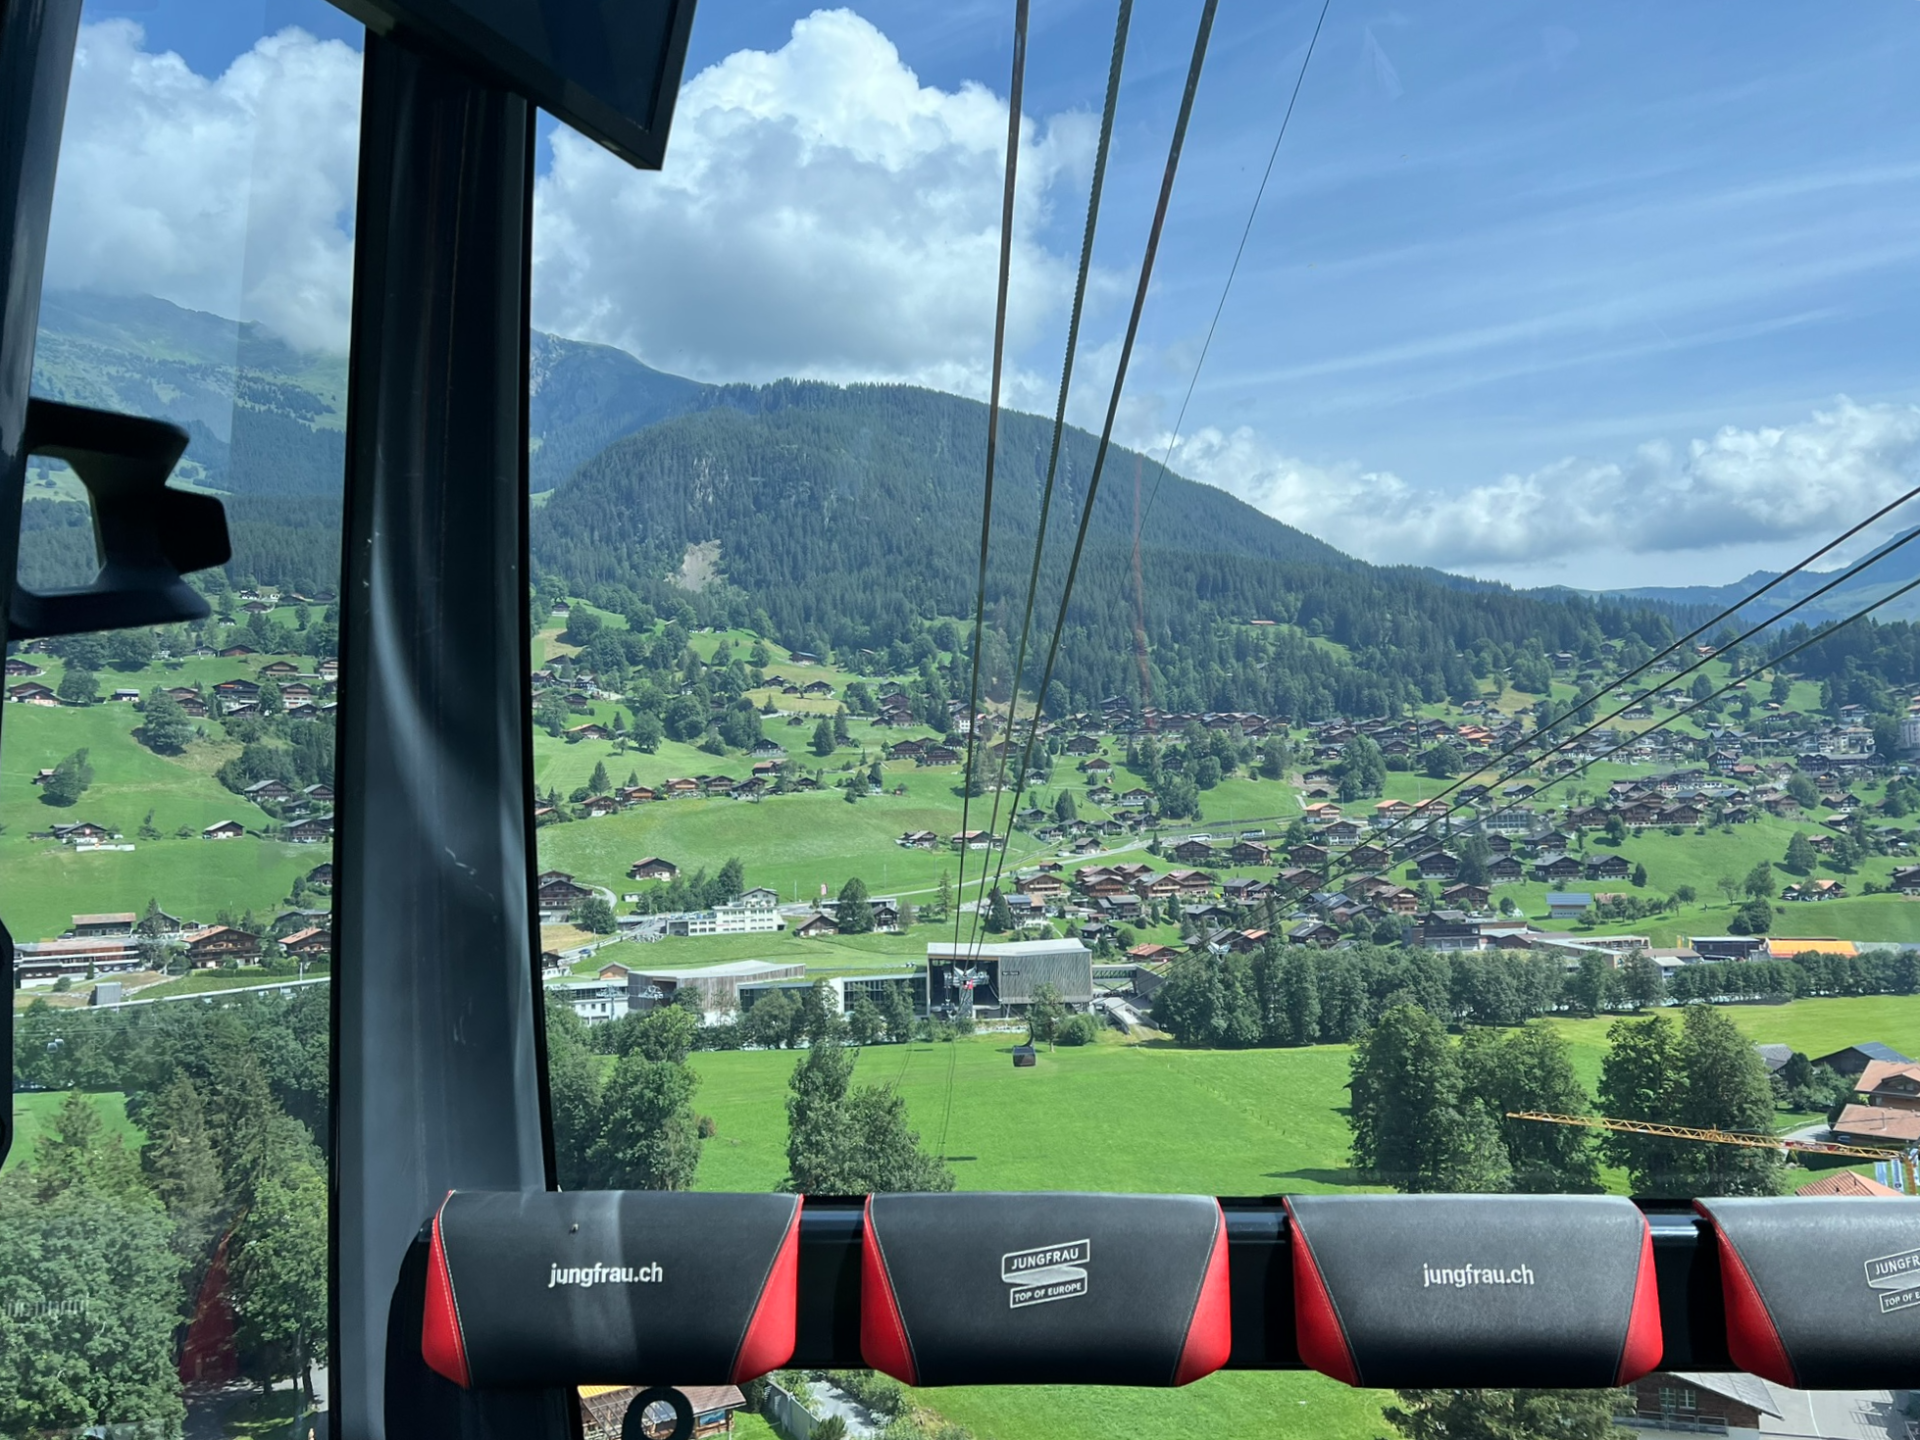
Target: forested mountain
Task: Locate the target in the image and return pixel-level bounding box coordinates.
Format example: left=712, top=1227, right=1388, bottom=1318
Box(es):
left=35, top=289, right=1920, bottom=720
left=22, top=291, right=707, bottom=595
left=528, top=330, right=709, bottom=490
left=530, top=382, right=1689, bottom=717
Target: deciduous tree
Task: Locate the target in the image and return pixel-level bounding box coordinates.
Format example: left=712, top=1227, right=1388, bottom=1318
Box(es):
left=1349, top=1006, right=1510, bottom=1193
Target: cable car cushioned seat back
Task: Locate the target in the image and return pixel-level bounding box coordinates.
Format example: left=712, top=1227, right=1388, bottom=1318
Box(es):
left=1285, top=1195, right=1662, bottom=1388
left=422, top=1191, right=800, bottom=1389
left=861, top=1192, right=1230, bottom=1387
left=1695, top=1197, right=1920, bottom=1389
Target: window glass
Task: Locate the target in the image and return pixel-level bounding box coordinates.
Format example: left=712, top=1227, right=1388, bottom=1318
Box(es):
left=525, top=1, right=1920, bottom=1435
left=3, top=3, right=357, bottom=1435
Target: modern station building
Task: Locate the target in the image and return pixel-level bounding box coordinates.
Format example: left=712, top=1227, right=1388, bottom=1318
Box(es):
left=924, top=939, right=1094, bottom=1015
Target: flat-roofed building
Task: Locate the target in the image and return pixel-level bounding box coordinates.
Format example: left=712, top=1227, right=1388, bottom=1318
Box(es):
left=552, top=978, right=629, bottom=1025
left=71, top=912, right=137, bottom=937
left=665, top=889, right=784, bottom=937
left=14, top=936, right=144, bottom=986
left=925, top=939, right=1092, bottom=1014
left=626, top=960, right=807, bottom=1015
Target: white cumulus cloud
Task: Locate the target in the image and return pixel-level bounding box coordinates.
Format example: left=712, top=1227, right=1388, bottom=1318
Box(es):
left=44, top=20, right=362, bottom=352
left=531, top=7, right=1095, bottom=396
left=1162, top=397, right=1920, bottom=576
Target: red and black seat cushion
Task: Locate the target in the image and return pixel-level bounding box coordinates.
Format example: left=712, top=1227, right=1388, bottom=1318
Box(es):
left=861, top=1192, right=1230, bottom=1387
left=1286, top=1194, right=1661, bottom=1388
left=1696, top=1196, right=1920, bottom=1389
left=423, top=1190, right=800, bottom=1389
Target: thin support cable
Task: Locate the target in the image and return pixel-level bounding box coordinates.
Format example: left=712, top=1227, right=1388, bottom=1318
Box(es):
left=950, top=0, right=1031, bottom=967
left=1324, top=490, right=1920, bottom=891
left=968, top=0, right=1220, bottom=956
left=971, top=0, right=1134, bottom=931
left=1137, top=0, right=1333, bottom=537
left=1429, top=571, right=1920, bottom=854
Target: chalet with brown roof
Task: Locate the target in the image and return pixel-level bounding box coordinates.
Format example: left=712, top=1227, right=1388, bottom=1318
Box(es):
left=536, top=870, right=594, bottom=921
left=1128, top=943, right=1180, bottom=964
left=1832, top=1103, right=1920, bottom=1146
left=186, top=926, right=261, bottom=965
left=1321, top=819, right=1364, bottom=846
left=629, top=857, right=679, bottom=881
left=1584, top=854, right=1631, bottom=881
left=8, top=681, right=56, bottom=705
left=203, top=820, right=246, bottom=840
left=1534, top=853, right=1583, bottom=882
left=1382, top=887, right=1420, bottom=916
left=1855, top=1060, right=1920, bottom=1114
left=286, top=815, right=333, bottom=844
left=1795, top=1170, right=1903, bottom=1197
left=1166, top=869, right=1216, bottom=896
left=281, top=927, right=332, bottom=960
left=71, top=912, right=136, bottom=937
left=793, top=912, right=838, bottom=938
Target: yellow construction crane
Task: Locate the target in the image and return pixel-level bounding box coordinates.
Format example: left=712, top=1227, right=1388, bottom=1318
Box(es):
left=1505, top=1110, right=1920, bottom=1195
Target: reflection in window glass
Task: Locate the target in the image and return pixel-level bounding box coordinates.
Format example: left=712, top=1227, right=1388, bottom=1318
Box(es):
left=3, top=3, right=357, bottom=1434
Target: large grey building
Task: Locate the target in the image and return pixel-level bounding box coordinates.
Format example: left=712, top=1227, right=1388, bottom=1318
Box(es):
left=925, top=939, right=1093, bottom=1013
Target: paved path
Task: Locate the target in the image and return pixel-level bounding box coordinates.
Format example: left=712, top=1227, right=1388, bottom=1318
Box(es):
left=809, top=1383, right=885, bottom=1439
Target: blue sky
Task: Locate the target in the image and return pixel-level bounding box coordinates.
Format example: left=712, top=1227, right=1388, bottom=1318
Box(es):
left=51, top=0, right=1920, bottom=589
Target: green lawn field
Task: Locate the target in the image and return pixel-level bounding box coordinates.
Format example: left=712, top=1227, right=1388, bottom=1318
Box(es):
left=3, top=1089, right=139, bottom=1173
left=690, top=1034, right=1373, bottom=1196
left=693, top=993, right=1920, bottom=1440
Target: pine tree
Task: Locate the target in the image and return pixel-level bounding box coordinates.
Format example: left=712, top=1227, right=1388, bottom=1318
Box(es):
left=138, top=688, right=195, bottom=753
left=785, top=1021, right=952, bottom=1194
left=1784, top=831, right=1817, bottom=876
left=935, top=871, right=954, bottom=920
left=589, top=760, right=611, bottom=795
left=42, top=748, right=94, bottom=807
left=986, top=888, right=1015, bottom=934
left=1028, top=982, right=1065, bottom=1050
left=835, top=876, right=873, bottom=934
left=811, top=717, right=835, bottom=756
left=1279, top=947, right=1321, bottom=1047
left=884, top=980, right=919, bottom=1037
left=143, top=1076, right=225, bottom=1245
left=231, top=1147, right=329, bottom=1398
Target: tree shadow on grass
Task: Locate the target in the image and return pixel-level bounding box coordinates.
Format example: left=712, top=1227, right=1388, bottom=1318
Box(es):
left=1265, top=1167, right=1362, bottom=1187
